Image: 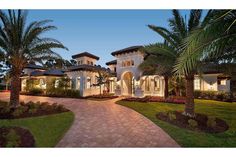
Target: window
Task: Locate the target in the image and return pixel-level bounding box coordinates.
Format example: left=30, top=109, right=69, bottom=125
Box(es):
left=77, top=61, right=80, bottom=65
left=87, top=77, right=91, bottom=88
left=39, top=79, right=46, bottom=89
left=114, top=67, right=116, bottom=72
left=131, top=60, right=134, bottom=66
left=55, top=80, right=59, bottom=88
left=127, top=61, right=131, bottom=66
left=122, top=61, right=126, bottom=67
left=194, top=78, right=200, bottom=90
left=154, top=77, right=160, bottom=91
left=145, top=77, right=150, bottom=91
left=77, top=77, right=80, bottom=89
left=91, top=62, right=93, bottom=65
left=218, top=79, right=226, bottom=85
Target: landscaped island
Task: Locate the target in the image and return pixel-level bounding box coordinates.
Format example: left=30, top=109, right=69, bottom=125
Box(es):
left=117, top=99, right=236, bottom=147
left=0, top=100, right=74, bottom=147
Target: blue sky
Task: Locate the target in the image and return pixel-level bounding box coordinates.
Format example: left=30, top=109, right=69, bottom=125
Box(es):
left=27, top=10, right=207, bottom=67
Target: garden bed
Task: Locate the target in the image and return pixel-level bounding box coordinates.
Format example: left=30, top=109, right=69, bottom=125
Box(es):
left=157, top=111, right=229, bottom=133
left=122, top=96, right=186, bottom=104
left=84, top=94, right=119, bottom=101
left=0, top=126, right=35, bottom=147
left=0, top=101, right=70, bottom=119
left=20, top=89, right=81, bottom=99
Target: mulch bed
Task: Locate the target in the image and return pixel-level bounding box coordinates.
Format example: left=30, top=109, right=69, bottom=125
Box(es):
left=0, top=127, right=35, bottom=147
left=157, top=111, right=229, bottom=133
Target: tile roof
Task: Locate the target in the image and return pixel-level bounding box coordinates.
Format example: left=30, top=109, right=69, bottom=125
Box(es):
left=24, top=64, right=45, bottom=70
left=111, top=46, right=143, bottom=56
left=106, top=60, right=117, bottom=65
left=67, top=64, right=108, bottom=72
left=72, top=52, right=100, bottom=60
left=26, top=69, right=65, bottom=77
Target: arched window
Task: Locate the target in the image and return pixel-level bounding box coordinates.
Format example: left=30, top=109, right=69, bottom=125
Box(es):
left=127, top=61, right=131, bottom=66
left=131, top=60, right=134, bottom=66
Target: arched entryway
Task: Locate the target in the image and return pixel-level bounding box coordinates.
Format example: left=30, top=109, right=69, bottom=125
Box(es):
left=121, top=72, right=134, bottom=95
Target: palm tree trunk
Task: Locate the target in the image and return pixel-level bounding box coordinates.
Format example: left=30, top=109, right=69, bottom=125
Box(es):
left=5, top=83, right=8, bottom=91
left=175, top=87, right=180, bottom=97
left=185, top=74, right=195, bottom=116
left=9, top=70, right=21, bottom=108
left=164, top=76, right=169, bottom=99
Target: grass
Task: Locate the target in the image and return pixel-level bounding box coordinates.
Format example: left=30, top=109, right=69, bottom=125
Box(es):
left=117, top=99, right=236, bottom=147
left=0, top=111, right=74, bottom=147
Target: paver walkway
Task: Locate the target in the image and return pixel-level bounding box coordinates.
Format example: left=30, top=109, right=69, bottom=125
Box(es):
left=0, top=92, right=179, bottom=147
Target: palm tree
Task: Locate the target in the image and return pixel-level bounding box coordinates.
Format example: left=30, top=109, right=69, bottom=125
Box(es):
left=175, top=10, right=236, bottom=103
left=0, top=10, right=68, bottom=108
left=139, top=42, right=177, bottom=98
left=144, top=10, right=202, bottom=116
left=94, top=70, right=110, bottom=96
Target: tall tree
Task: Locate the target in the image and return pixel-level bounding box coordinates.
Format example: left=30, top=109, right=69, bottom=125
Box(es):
left=144, top=10, right=202, bottom=116
left=175, top=10, right=236, bottom=102
left=0, top=10, right=68, bottom=107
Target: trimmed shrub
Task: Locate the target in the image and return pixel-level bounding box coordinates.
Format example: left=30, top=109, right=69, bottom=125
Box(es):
left=168, top=112, right=176, bottom=121
left=188, top=119, right=198, bottom=129
left=194, top=90, right=232, bottom=102
left=11, top=106, right=28, bottom=117
left=28, top=88, right=43, bottom=95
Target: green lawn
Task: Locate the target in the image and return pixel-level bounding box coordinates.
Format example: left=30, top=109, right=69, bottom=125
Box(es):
left=0, top=112, right=74, bottom=147
left=117, top=99, right=236, bottom=147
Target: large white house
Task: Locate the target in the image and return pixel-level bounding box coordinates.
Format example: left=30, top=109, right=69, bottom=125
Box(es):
left=20, top=46, right=234, bottom=97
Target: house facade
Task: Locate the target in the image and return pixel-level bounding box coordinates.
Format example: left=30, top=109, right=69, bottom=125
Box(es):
left=20, top=46, right=233, bottom=97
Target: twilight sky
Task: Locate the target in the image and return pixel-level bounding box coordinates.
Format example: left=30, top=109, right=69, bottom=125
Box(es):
left=27, top=10, right=207, bottom=67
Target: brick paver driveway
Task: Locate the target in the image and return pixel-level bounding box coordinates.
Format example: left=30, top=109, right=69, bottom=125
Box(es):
left=0, top=92, right=179, bottom=147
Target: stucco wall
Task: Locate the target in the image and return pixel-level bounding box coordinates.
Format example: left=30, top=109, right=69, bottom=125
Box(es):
left=115, top=50, right=144, bottom=81
left=194, top=74, right=230, bottom=92
left=66, top=70, right=106, bottom=97
left=74, top=56, right=97, bottom=65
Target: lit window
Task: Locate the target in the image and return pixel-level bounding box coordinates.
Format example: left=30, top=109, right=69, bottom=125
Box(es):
left=154, top=77, right=160, bottom=91
left=55, top=80, right=59, bottom=88
left=77, top=77, right=80, bottom=89
left=127, top=61, right=131, bottom=66
left=122, top=61, right=126, bottom=67
left=194, top=78, right=200, bottom=90
left=87, top=77, right=91, bottom=88
left=218, top=79, right=226, bottom=85
left=145, top=77, right=150, bottom=91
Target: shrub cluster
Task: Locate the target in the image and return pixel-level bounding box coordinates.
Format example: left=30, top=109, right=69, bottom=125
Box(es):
left=0, top=101, right=69, bottom=119
left=85, top=93, right=118, bottom=99
left=156, top=111, right=229, bottom=133
left=194, top=90, right=233, bottom=102
left=122, top=96, right=186, bottom=104
left=46, top=89, right=80, bottom=98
